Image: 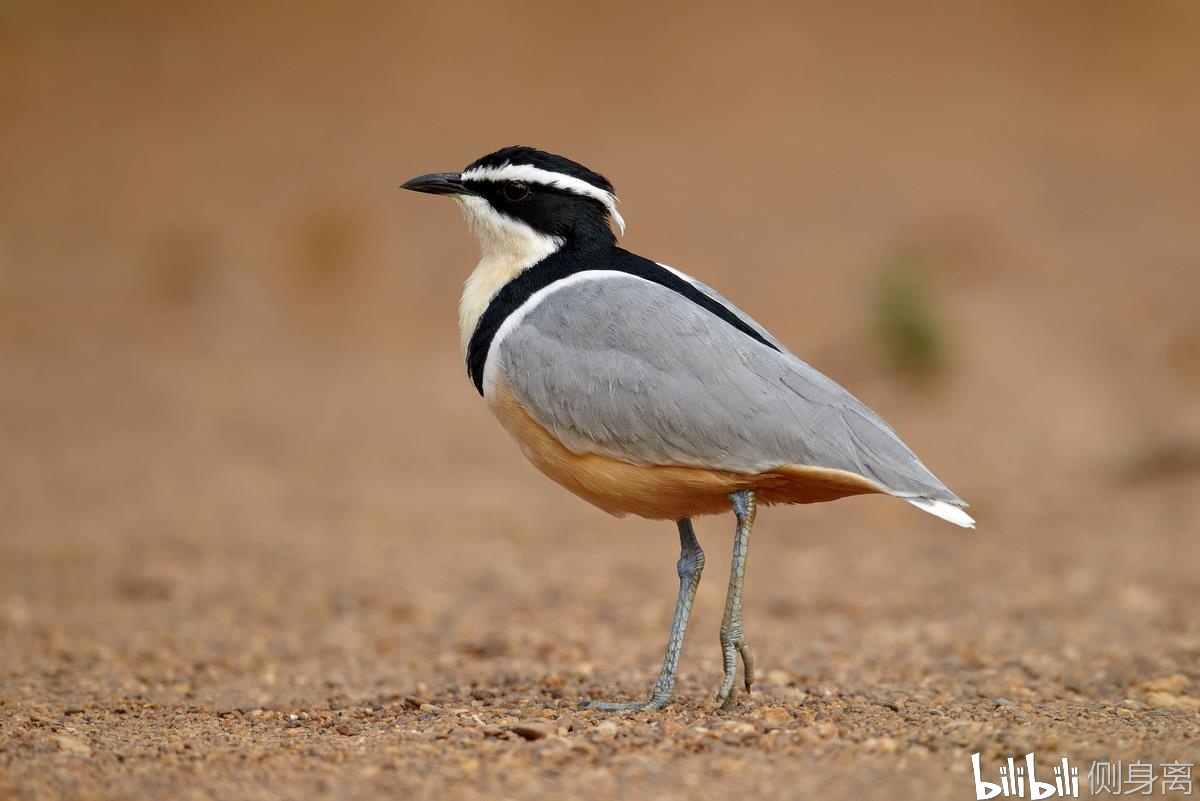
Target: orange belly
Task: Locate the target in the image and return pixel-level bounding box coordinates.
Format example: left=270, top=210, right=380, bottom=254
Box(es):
left=489, top=378, right=886, bottom=520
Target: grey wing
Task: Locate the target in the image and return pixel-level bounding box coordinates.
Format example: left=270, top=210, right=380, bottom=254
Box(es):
left=495, top=274, right=964, bottom=506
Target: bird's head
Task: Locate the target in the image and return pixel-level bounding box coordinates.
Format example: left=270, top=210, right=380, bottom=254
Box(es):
left=402, top=146, right=623, bottom=254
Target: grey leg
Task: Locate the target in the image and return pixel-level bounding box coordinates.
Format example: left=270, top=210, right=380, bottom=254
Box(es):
left=715, top=490, right=757, bottom=709
left=583, top=519, right=705, bottom=712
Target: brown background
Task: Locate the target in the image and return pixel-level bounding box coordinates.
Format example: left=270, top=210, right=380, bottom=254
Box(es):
left=2, top=2, right=1199, bottom=800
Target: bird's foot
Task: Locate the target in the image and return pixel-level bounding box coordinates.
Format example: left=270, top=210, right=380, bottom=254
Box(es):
left=715, top=634, right=755, bottom=710
left=581, top=691, right=672, bottom=714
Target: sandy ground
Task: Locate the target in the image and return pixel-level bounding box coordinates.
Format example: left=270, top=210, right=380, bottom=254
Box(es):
left=3, top=3, right=1200, bottom=800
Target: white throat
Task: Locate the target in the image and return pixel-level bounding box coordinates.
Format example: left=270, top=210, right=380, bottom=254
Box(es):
left=455, top=195, right=564, bottom=353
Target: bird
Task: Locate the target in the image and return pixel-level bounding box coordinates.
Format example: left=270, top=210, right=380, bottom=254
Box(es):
left=402, top=146, right=973, bottom=712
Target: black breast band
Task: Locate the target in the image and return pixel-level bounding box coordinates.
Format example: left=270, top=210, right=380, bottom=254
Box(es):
left=465, top=246, right=780, bottom=396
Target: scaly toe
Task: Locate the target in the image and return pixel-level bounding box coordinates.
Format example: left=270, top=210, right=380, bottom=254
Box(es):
left=740, top=643, right=756, bottom=693
left=715, top=675, right=736, bottom=708
left=581, top=700, right=644, bottom=713
left=581, top=695, right=670, bottom=713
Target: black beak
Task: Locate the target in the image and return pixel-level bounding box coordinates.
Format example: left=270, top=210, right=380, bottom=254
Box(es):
left=400, top=172, right=475, bottom=196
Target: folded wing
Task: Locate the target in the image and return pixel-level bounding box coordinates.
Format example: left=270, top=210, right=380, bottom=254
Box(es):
left=493, top=272, right=969, bottom=520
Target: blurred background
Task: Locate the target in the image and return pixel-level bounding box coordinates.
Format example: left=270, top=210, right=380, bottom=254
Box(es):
left=2, top=2, right=1199, bottom=800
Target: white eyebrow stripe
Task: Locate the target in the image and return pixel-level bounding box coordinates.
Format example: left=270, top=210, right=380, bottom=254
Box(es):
left=460, top=163, right=626, bottom=236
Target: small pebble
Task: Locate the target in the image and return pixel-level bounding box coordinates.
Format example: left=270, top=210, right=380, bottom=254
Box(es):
left=757, top=706, right=792, bottom=729
left=794, top=728, right=821, bottom=746
left=51, top=735, right=91, bottom=755
left=1146, top=691, right=1200, bottom=709
left=765, top=669, right=794, bottom=686
left=592, top=720, right=619, bottom=739
left=1142, top=675, right=1190, bottom=693
left=864, top=736, right=898, bottom=753
left=510, top=721, right=554, bottom=740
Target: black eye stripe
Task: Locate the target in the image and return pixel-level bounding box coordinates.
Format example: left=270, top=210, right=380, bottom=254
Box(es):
left=458, top=173, right=621, bottom=241
left=461, top=178, right=584, bottom=200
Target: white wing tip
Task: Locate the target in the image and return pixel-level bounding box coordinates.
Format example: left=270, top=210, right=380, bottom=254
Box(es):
left=907, top=498, right=976, bottom=528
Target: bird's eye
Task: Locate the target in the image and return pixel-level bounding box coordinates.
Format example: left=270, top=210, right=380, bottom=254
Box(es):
left=503, top=181, right=531, bottom=202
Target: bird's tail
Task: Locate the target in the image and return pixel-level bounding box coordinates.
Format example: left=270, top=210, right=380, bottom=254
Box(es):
left=905, top=497, right=975, bottom=528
